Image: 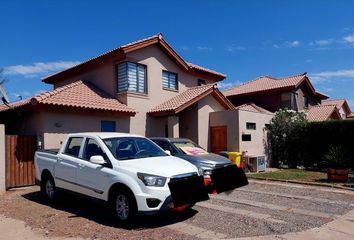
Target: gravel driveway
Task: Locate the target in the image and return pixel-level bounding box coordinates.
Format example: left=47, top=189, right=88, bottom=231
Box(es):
left=0, top=180, right=353, bottom=239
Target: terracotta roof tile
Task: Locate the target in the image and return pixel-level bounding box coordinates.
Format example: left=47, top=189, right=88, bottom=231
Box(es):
left=187, top=63, right=226, bottom=78
left=307, top=105, right=339, bottom=122
left=0, top=80, right=136, bottom=114
left=149, top=84, right=234, bottom=116
left=43, top=33, right=226, bottom=83
left=224, top=73, right=308, bottom=97
left=235, top=103, right=273, bottom=115
left=322, top=99, right=351, bottom=113
left=0, top=98, right=31, bottom=112
left=347, top=113, right=354, bottom=118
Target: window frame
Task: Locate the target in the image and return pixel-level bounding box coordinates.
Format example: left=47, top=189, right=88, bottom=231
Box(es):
left=246, top=122, right=256, bottom=130
left=303, top=95, right=309, bottom=108
left=63, top=137, right=84, bottom=158
left=241, top=134, right=252, bottom=142
left=117, top=61, right=147, bottom=94
left=162, top=70, right=178, bottom=91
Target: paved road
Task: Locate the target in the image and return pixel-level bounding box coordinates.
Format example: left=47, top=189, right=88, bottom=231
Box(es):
left=0, top=180, right=354, bottom=239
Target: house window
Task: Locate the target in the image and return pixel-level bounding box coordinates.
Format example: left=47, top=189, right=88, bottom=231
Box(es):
left=246, top=122, right=256, bottom=130
left=101, top=121, right=116, bottom=132
left=242, top=134, right=251, bottom=141
left=162, top=70, right=178, bottom=90
left=198, top=79, right=206, bottom=86
left=281, top=92, right=296, bottom=109
left=117, top=62, right=147, bottom=94
left=303, top=96, right=308, bottom=108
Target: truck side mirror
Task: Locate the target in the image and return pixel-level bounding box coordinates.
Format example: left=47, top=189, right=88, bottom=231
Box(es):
left=90, top=155, right=106, bottom=165
left=164, top=150, right=171, bottom=155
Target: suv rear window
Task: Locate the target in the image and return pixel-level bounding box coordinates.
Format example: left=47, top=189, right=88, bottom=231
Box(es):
left=64, top=137, right=83, bottom=157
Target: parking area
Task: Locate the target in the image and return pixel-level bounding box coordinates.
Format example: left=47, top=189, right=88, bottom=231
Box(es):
left=0, top=180, right=354, bottom=240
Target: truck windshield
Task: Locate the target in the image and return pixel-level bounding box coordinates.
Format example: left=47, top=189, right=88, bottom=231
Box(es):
left=103, top=137, right=167, bottom=160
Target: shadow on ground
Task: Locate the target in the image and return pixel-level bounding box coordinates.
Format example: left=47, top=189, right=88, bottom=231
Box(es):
left=22, top=190, right=197, bottom=230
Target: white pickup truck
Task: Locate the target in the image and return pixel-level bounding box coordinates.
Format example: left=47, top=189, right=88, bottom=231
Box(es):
left=35, top=132, right=209, bottom=222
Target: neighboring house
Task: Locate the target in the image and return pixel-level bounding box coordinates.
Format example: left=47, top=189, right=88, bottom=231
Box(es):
left=306, top=104, right=341, bottom=122
left=223, top=72, right=329, bottom=112
left=0, top=33, right=234, bottom=150
left=322, top=99, right=352, bottom=119
left=210, top=103, right=273, bottom=157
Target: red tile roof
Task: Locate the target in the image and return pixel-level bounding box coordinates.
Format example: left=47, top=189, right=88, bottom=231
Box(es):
left=322, top=99, right=351, bottom=113
left=42, top=33, right=226, bottom=83
left=306, top=105, right=340, bottom=122
left=235, top=103, right=273, bottom=115
left=0, top=80, right=136, bottom=115
left=223, top=72, right=328, bottom=100
left=347, top=113, right=354, bottom=118
left=149, top=84, right=234, bottom=116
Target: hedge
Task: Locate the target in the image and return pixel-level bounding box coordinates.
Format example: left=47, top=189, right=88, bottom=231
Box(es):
left=301, top=119, right=354, bottom=169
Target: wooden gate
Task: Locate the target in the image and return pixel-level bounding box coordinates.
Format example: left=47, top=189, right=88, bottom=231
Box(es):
left=210, top=126, right=227, bottom=153
left=6, top=135, right=37, bottom=189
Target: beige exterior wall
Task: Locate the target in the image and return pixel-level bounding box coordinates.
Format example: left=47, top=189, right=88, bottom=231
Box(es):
left=210, top=110, right=239, bottom=151
left=198, top=95, right=225, bottom=151
left=179, top=103, right=199, bottom=144
left=210, top=109, right=273, bottom=156
left=238, top=110, right=273, bottom=156
left=39, top=108, right=130, bottom=149
left=0, top=124, right=5, bottom=194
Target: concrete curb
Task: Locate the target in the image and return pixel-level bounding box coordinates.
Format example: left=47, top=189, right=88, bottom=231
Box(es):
left=247, top=176, right=354, bottom=192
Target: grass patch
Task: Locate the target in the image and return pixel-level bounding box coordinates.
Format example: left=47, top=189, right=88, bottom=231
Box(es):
left=247, top=169, right=327, bottom=182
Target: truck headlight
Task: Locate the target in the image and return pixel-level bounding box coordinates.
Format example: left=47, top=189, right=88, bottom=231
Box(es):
left=137, top=173, right=166, bottom=187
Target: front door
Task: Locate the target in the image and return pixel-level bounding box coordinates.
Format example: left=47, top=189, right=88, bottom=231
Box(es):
left=210, top=126, right=227, bottom=153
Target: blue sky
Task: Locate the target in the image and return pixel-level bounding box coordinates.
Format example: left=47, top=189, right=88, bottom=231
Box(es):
left=1, top=0, right=354, bottom=109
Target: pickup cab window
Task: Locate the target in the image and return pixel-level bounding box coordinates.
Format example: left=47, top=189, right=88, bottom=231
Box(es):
left=103, top=137, right=167, bottom=160
left=64, top=137, right=83, bottom=157
left=83, top=138, right=107, bottom=161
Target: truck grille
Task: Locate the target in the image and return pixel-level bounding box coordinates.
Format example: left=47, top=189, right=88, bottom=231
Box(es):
left=168, top=174, right=209, bottom=207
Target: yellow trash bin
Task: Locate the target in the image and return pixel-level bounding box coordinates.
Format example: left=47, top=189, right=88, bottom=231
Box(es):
left=228, top=152, right=242, bottom=167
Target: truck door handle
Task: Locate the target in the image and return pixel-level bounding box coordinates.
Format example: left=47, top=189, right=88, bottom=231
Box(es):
left=57, top=157, right=62, bottom=161
left=78, top=163, right=85, bottom=168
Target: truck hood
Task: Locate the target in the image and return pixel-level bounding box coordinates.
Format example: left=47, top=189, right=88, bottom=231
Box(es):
left=180, top=153, right=232, bottom=167
left=118, top=156, right=198, bottom=177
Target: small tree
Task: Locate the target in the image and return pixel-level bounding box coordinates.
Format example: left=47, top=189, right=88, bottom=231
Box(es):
left=266, top=109, right=308, bottom=168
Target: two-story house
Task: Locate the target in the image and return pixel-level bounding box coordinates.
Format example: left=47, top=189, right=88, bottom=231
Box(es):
left=223, top=72, right=343, bottom=121
left=0, top=33, right=234, bottom=150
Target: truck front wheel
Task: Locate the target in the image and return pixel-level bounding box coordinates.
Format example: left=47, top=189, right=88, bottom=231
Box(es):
left=111, top=189, right=137, bottom=223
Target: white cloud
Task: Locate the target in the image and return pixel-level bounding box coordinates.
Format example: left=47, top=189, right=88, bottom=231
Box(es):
left=314, top=39, right=335, bottom=46
left=305, top=59, right=313, bottom=63
left=343, top=34, right=354, bottom=43
left=197, top=46, right=213, bottom=51
left=180, top=46, right=189, bottom=51
left=3, top=61, right=80, bottom=76
left=310, top=69, right=354, bottom=83
left=227, top=44, right=246, bottom=52
left=273, top=40, right=300, bottom=48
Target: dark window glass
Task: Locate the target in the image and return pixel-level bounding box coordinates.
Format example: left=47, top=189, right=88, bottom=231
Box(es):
left=64, top=137, right=83, bottom=157
left=242, top=134, right=251, bottom=141
left=303, top=96, right=308, bottom=108
left=83, top=138, right=107, bottom=161
left=198, top=79, right=206, bottom=86
left=101, top=121, right=116, bottom=132
left=246, top=122, right=256, bottom=130
left=162, top=70, right=178, bottom=90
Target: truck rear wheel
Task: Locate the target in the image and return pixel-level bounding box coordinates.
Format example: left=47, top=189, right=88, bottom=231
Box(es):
left=41, top=175, right=56, bottom=200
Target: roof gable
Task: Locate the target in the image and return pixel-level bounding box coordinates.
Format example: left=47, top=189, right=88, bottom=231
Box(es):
left=322, top=99, right=351, bottom=113
left=148, top=84, right=234, bottom=117
left=0, top=80, right=136, bottom=115
left=235, top=103, right=273, bottom=115
left=223, top=72, right=325, bottom=99
left=307, top=105, right=341, bottom=122
left=42, top=33, right=226, bottom=84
